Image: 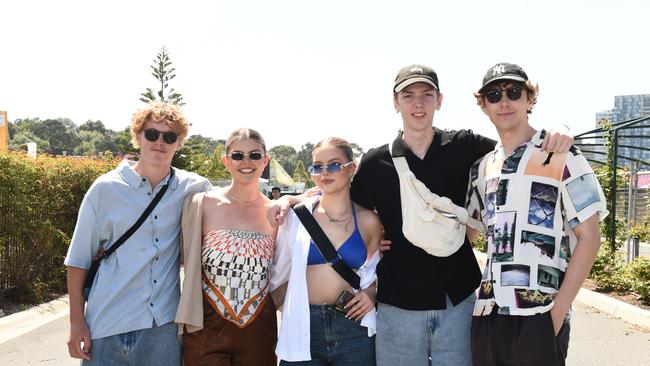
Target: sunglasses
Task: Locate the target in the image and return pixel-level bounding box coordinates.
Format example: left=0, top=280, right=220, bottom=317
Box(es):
left=308, top=161, right=353, bottom=175
left=485, top=84, right=525, bottom=104
left=229, top=151, right=265, bottom=161
left=143, top=128, right=178, bottom=144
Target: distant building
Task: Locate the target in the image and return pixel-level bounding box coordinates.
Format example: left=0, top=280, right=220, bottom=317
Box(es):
left=591, top=94, right=650, bottom=169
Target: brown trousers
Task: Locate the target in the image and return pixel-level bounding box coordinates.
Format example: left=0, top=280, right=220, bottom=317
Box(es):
left=183, top=297, right=277, bottom=366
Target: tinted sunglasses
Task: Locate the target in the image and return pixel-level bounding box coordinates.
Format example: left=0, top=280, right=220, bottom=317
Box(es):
left=143, top=128, right=178, bottom=144
left=485, top=84, right=525, bottom=104
left=308, top=161, right=353, bottom=175
left=229, top=151, right=265, bottom=161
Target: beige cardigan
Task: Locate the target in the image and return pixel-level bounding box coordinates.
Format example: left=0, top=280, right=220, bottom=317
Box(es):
left=175, top=192, right=207, bottom=334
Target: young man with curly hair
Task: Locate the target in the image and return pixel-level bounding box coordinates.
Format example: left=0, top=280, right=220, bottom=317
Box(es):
left=65, top=103, right=211, bottom=365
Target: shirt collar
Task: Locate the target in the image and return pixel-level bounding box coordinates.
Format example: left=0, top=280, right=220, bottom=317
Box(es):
left=493, top=129, right=546, bottom=157
left=390, top=127, right=449, bottom=158
left=117, top=159, right=178, bottom=190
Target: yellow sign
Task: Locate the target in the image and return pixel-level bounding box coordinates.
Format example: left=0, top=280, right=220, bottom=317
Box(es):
left=0, top=111, right=8, bottom=153
left=269, top=158, right=295, bottom=186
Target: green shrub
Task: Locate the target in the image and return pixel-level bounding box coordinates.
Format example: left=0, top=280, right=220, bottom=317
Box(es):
left=626, top=257, right=650, bottom=303
left=0, top=152, right=115, bottom=303
left=471, top=233, right=487, bottom=253
left=590, top=246, right=632, bottom=293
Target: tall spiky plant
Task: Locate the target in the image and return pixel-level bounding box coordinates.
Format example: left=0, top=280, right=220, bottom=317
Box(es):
left=140, top=46, right=185, bottom=106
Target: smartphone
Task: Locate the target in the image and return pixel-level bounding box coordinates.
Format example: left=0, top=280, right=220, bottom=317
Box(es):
left=334, top=290, right=355, bottom=314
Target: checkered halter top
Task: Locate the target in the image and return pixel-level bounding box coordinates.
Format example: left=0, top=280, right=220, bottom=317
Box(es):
left=201, top=229, right=275, bottom=328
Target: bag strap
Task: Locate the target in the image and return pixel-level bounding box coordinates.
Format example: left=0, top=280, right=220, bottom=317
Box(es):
left=97, top=168, right=175, bottom=261
left=389, top=141, right=410, bottom=174
left=293, top=203, right=361, bottom=290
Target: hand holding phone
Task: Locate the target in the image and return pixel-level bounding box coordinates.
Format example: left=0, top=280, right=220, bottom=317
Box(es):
left=334, top=290, right=355, bottom=314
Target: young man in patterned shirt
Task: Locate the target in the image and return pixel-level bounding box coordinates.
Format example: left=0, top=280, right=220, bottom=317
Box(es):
left=466, top=63, right=608, bottom=365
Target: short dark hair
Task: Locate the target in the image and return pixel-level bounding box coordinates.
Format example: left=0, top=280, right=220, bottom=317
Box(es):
left=271, top=187, right=280, bottom=192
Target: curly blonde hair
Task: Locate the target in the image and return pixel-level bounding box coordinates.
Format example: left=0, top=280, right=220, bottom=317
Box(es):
left=130, top=102, right=189, bottom=148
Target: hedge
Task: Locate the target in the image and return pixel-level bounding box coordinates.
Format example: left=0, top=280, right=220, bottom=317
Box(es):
left=0, top=152, right=115, bottom=303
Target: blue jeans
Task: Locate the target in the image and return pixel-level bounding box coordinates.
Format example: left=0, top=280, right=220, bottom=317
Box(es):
left=82, top=321, right=180, bottom=366
left=280, top=304, right=376, bottom=366
left=376, top=293, right=475, bottom=366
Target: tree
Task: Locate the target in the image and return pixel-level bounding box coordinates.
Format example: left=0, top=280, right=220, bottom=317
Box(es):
left=112, top=127, right=139, bottom=157
left=140, top=46, right=185, bottom=106
left=184, top=143, right=230, bottom=181
left=596, top=119, right=628, bottom=251
left=297, top=142, right=314, bottom=170
left=269, top=145, right=298, bottom=176
left=79, top=120, right=108, bottom=135
left=350, top=142, right=365, bottom=159
left=32, top=118, right=80, bottom=155
left=9, top=130, right=50, bottom=152
left=8, top=121, right=16, bottom=139
left=293, top=160, right=308, bottom=182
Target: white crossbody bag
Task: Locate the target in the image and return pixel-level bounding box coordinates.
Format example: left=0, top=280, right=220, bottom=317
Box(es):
left=390, top=141, right=481, bottom=257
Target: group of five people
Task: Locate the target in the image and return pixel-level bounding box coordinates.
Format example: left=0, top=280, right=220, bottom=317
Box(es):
left=65, top=61, right=606, bottom=366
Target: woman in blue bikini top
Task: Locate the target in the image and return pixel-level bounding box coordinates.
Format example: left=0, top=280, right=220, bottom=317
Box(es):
left=275, top=137, right=382, bottom=366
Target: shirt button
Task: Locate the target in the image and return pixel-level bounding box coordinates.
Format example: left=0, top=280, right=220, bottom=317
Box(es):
left=154, top=280, right=157, bottom=284
left=154, top=215, right=158, bottom=219
left=150, top=303, right=153, bottom=307
left=142, top=178, right=146, bottom=182
left=155, top=257, right=159, bottom=261
left=148, top=192, right=152, bottom=196
left=155, top=238, right=159, bottom=242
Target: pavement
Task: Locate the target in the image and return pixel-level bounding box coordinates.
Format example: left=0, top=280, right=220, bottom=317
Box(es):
left=0, top=296, right=69, bottom=344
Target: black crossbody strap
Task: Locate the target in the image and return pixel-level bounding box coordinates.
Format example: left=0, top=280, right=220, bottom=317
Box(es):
left=100, top=168, right=175, bottom=260
left=293, top=203, right=361, bottom=290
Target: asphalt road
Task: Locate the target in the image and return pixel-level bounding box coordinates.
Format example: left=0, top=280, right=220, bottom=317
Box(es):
left=1, top=302, right=649, bottom=366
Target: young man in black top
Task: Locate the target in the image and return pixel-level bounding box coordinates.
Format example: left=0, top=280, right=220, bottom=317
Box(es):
left=269, top=64, right=572, bottom=366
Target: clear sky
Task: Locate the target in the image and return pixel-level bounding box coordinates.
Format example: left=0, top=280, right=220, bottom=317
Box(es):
left=2, top=0, right=648, bottom=151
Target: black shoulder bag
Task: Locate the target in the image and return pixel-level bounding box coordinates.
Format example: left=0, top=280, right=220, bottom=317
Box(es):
left=83, top=168, right=175, bottom=301
left=293, top=203, right=361, bottom=313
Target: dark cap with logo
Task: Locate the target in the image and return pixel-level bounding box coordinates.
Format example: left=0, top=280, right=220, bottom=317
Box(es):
left=394, top=64, right=439, bottom=93
left=479, top=62, right=528, bottom=92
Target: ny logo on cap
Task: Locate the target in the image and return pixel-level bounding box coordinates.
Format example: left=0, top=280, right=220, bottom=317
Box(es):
left=492, top=65, right=505, bottom=76
left=410, top=66, right=424, bottom=74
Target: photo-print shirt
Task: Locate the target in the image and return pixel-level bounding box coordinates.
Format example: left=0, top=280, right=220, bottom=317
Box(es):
left=466, top=129, right=608, bottom=316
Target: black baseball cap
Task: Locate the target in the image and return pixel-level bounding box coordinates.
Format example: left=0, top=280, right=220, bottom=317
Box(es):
left=394, top=64, right=439, bottom=93
left=479, top=62, right=528, bottom=93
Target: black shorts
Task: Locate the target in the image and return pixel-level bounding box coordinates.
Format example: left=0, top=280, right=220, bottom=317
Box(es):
left=471, top=308, right=570, bottom=366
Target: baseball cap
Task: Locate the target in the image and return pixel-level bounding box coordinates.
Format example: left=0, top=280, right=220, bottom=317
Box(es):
left=394, top=64, right=439, bottom=93
left=479, top=62, right=528, bottom=92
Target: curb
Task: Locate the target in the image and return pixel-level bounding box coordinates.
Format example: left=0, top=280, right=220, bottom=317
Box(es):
left=0, top=296, right=69, bottom=344
left=473, top=250, right=650, bottom=329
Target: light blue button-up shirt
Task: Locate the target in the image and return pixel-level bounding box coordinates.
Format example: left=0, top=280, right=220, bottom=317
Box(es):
left=65, top=160, right=211, bottom=339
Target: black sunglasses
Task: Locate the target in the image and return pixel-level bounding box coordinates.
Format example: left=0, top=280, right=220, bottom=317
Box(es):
left=485, top=84, right=525, bottom=104
left=229, top=151, right=265, bottom=161
left=143, top=128, right=178, bottom=144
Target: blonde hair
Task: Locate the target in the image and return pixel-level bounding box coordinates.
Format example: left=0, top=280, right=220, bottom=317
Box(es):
left=313, top=137, right=354, bottom=162
left=130, top=102, right=189, bottom=147
left=474, top=80, right=539, bottom=114
left=225, top=128, right=267, bottom=153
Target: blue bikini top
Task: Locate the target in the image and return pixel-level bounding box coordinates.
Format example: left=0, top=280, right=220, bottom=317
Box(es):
left=306, top=203, right=368, bottom=270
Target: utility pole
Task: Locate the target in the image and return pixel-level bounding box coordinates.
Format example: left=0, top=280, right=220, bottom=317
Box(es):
left=626, top=161, right=640, bottom=262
